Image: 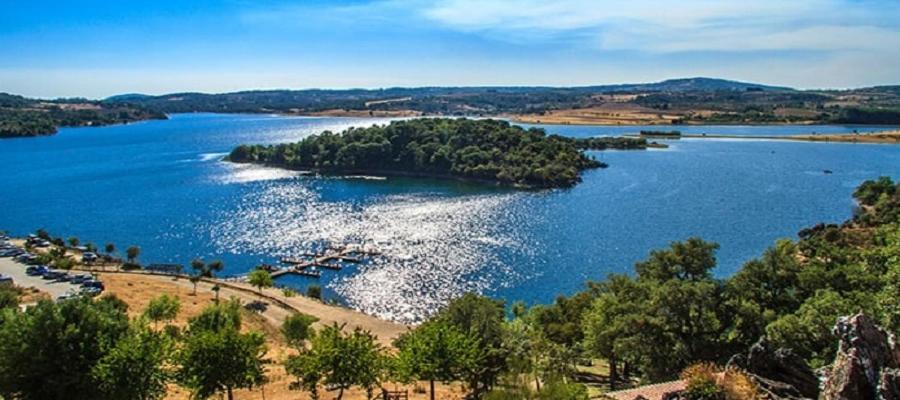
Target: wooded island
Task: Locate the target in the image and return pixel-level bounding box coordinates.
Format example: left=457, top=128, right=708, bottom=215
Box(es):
left=228, top=118, right=646, bottom=188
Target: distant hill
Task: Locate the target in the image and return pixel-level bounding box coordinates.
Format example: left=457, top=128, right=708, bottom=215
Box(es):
left=0, top=77, right=870, bottom=126
left=584, top=77, right=794, bottom=93
left=0, top=92, right=166, bottom=138
left=104, top=93, right=154, bottom=102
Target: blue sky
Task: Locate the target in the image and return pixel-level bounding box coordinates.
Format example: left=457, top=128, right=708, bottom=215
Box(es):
left=1, top=0, right=899, bottom=98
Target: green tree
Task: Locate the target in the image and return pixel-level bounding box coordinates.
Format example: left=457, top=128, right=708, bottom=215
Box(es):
left=206, top=260, right=224, bottom=277
left=189, top=275, right=201, bottom=296
left=247, top=269, right=273, bottom=299
left=92, top=322, right=172, bottom=400
left=0, top=297, right=130, bottom=400
left=143, top=294, right=181, bottom=328
left=285, top=351, right=322, bottom=400
left=436, top=293, right=507, bottom=396
left=126, top=246, right=140, bottom=264
left=68, top=236, right=80, bottom=247
left=396, top=320, right=479, bottom=400
left=177, top=300, right=267, bottom=400
left=582, top=275, right=643, bottom=389
left=105, top=242, right=116, bottom=255
left=307, top=284, right=322, bottom=300
left=301, top=323, right=385, bottom=400
left=281, top=313, right=318, bottom=348
left=0, top=286, right=19, bottom=310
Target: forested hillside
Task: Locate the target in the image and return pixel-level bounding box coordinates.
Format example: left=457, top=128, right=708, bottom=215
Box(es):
left=0, top=93, right=166, bottom=138
left=103, top=78, right=900, bottom=125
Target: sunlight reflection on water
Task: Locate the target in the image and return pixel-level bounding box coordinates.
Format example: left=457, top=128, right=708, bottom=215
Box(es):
left=209, top=179, right=534, bottom=323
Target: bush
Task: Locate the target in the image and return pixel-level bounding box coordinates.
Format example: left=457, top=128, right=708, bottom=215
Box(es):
left=282, top=287, right=298, bottom=297
left=682, top=363, right=725, bottom=400
left=306, top=285, right=322, bottom=300
left=122, top=262, right=142, bottom=271
left=483, top=381, right=588, bottom=400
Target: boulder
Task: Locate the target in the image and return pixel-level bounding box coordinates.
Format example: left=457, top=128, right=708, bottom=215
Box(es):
left=727, top=337, right=818, bottom=399
left=822, top=313, right=900, bottom=400
left=879, top=369, right=900, bottom=400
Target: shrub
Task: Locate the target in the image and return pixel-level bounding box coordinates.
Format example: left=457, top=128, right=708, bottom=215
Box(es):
left=306, top=285, right=322, bottom=300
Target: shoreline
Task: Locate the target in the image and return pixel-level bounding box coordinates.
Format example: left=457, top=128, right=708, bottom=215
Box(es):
left=227, top=161, right=603, bottom=190
left=648, top=130, right=900, bottom=144
left=1, top=239, right=409, bottom=344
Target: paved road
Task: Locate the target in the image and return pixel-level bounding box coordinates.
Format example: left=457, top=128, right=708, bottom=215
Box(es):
left=0, top=257, right=88, bottom=299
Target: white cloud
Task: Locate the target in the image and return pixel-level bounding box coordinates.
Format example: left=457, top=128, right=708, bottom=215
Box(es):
left=419, top=0, right=900, bottom=53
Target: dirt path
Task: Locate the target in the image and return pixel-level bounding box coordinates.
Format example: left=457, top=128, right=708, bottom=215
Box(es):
left=95, top=270, right=409, bottom=346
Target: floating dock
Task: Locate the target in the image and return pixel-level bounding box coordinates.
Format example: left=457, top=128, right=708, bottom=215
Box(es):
left=270, top=245, right=379, bottom=278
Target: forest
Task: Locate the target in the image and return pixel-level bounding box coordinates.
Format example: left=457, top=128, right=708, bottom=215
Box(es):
left=227, top=118, right=619, bottom=188
left=103, top=78, right=900, bottom=125
left=0, top=93, right=166, bottom=138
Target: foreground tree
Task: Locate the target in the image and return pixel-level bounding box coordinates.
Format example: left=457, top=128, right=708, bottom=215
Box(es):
left=0, top=297, right=130, bottom=400
left=143, top=294, right=181, bottom=328
left=177, top=299, right=267, bottom=400
left=437, top=293, right=508, bottom=396
left=297, top=323, right=386, bottom=400
left=92, top=322, right=173, bottom=400
left=395, top=320, right=479, bottom=400
left=281, top=312, right=318, bottom=348
left=247, top=269, right=274, bottom=300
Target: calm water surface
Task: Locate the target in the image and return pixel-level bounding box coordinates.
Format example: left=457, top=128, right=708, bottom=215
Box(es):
left=1, top=114, right=899, bottom=322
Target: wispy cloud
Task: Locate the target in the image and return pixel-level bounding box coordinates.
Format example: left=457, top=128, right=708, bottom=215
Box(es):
left=418, top=0, right=900, bottom=53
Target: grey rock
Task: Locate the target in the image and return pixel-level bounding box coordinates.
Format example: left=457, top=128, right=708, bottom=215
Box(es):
left=822, top=313, right=900, bottom=400
left=727, top=337, right=818, bottom=399
left=878, top=368, right=900, bottom=400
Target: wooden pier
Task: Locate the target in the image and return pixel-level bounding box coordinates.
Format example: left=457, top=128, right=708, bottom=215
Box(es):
left=270, top=245, right=379, bottom=279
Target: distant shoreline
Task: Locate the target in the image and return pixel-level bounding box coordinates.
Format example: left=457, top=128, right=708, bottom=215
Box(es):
left=652, top=130, right=900, bottom=144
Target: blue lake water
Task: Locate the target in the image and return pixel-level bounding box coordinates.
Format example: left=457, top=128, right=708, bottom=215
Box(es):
left=1, top=113, right=899, bottom=322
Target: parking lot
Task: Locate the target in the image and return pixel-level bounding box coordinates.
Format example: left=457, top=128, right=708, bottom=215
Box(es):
left=1, top=238, right=103, bottom=300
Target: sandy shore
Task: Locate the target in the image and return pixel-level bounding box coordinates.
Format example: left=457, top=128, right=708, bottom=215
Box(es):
left=677, top=130, right=900, bottom=144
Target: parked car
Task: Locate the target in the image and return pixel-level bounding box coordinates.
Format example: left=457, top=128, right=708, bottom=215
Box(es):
left=0, top=275, right=12, bottom=286
left=56, top=290, right=80, bottom=302
left=82, top=280, right=105, bottom=290
left=42, top=271, right=64, bottom=280
left=80, top=287, right=102, bottom=297
left=1, top=248, right=25, bottom=257
left=54, top=274, right=73, bottom=282
left=70, top=274, right=91, bottom=284
left=82, top=252, right=98, bottom=263
left=34, top=240, right=51, bottom=248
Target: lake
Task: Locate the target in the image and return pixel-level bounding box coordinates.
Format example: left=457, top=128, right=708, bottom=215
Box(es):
left=1, top=113, right=899, bottom=322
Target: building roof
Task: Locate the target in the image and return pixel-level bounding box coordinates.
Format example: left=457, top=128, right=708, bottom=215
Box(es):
left=604, top=379, right=686, bottom=400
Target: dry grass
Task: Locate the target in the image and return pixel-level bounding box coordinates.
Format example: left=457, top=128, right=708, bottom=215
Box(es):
left=97, top=273, right=462, bottom=400
left=511, top=103, right=684, bottom=125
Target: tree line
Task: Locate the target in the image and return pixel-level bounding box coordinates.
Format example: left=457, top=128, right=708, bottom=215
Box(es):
left=228, top=118, right=606, bottom=188
left=0, top=93, right=166, bottom=138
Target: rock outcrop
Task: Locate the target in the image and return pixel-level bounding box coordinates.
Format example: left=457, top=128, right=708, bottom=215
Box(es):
left=727, top=337, right=818, bottom=399
left=880, top=369, right=900, bottom=399
left=822, top=313, right=900, bottom=400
